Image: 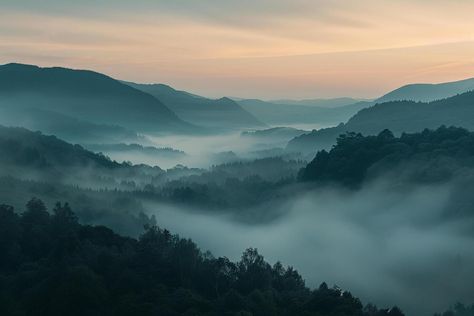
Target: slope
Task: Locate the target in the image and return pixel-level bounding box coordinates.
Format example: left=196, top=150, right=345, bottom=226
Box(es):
left=0, top=63, right=196, bottom=134
left=126, top=82, right=265, bottom=130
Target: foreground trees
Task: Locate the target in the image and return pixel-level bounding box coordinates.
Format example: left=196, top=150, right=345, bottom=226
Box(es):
left=0, top=198, right=404, bottom=316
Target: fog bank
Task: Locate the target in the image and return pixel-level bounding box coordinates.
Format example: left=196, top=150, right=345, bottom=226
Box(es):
left=145, top=181, right=474, bottom=316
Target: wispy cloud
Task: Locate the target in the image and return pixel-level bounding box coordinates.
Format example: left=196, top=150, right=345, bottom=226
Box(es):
left=1, top=0, right=474, bottom=98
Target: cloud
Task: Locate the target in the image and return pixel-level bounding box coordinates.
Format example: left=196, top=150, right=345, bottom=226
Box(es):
left=2, top=0, right=474, bottom=98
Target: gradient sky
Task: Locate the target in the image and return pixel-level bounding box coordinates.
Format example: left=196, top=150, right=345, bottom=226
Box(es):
left=1, top=0, right=474, bottom=99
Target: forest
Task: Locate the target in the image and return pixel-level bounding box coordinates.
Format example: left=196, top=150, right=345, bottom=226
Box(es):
left=299, top=126, right=474, bottom=187
left=0, top=199, right=404, bottom=316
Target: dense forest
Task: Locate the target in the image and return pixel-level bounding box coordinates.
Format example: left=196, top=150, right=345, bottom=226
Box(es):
left=434, top=304, right=474, bottom=316
left=299, top=126, right=474, bottom=187
left=0, top=198, right=406, bottom=316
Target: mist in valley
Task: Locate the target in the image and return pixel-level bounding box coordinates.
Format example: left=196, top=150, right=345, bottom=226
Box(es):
left=144, top=178, right=474, bottom=316
left=104, top=131, right=309, bottom=169
left=2, top=105, right=474, bottom=316
left=4, top=2, right=474, bottom=315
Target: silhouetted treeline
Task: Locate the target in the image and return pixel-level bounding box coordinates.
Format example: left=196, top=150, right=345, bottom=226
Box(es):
left=434, top=303, right=474, bottom=316
left=0, top=198, right=404, bottom=316
left=299, top=126, right=474, bottom=186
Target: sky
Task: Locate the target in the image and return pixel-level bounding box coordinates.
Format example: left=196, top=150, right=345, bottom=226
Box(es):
left=1, top=0, right=474, bottom=99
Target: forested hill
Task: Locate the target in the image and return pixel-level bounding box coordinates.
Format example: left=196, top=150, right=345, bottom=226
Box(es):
left=298, top=126, right=474, bottom=187
left=0, top=125, right=163, bottom=185
left=0, top=63, right=195, bottom=134
left=0, top=198, right=405, bottom=316
left=288, top=90, right=474, bottom=154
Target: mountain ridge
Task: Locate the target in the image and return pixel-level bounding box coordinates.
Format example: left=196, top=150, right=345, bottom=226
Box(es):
left=0, top=63, right=197, bottom=134
left=377, top=77, right=474, bottom=103
left=126, top=81, right=266, bottom=130
left=287, top=90, right=474, bottom=154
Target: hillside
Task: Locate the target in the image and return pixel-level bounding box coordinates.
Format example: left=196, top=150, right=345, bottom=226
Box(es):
left=0, top=125, right=163, bottom=185
left=126, top=82, right=265, bottom=130
left=0, top=107, right=142, bottom=144
left=0, top=125, right=119, bottom=171
left=287, top=90, right=474, bottom=154
left=0, top=63, right=195, bottom=134
left=238, top=98, right=371, bottom=126
left=299, top=126, right=474, bottom=187
left=377, top=77, right=474, bottom=103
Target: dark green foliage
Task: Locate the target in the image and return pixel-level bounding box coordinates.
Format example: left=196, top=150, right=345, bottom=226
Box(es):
left=0, top=177, right=155, bottom=237
left=299, top=126, right=474, bottom=186
left=435, top=303, right=474, bottom=316
left=134, top=158, right=304, bottom=213
left=0, top=199, right=403, bottom=316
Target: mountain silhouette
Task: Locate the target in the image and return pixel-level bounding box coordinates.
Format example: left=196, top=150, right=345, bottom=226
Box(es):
left=126, top=82, right=265, bottom=130
left=238, top=98, right=371, bottom=126
left=377, top=77, right=474, bottom=103
left=0, top=63, right=196, bottom=134
left=288, top=90, right=474, bottom=154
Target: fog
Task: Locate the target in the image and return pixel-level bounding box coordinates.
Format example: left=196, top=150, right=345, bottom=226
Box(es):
left=122, top=132, right=300, bottom=168
left=3, top=118, right=472, bottom=315
left=144, top=180, right=474, bottom=316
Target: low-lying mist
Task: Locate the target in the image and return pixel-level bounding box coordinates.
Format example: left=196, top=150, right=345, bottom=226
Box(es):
left=134, top=132, right=301, bottom=168
left=144, top=179, right=474, bottom=316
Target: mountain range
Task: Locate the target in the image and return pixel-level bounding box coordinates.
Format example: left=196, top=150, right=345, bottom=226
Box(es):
left=3, top=62, right=474, bottom=157
left=288, top=89, right=474, bottom=154
left=237, top=98, right=371, bottom=127
left=270, top=97, right=369, bottom=108
left=0, top=63, right=195, bottom=135
left=126, top=82, right=265, bottom=130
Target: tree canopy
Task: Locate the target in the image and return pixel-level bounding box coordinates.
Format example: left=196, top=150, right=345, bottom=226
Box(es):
left=0, top=198, right=404, bottom=316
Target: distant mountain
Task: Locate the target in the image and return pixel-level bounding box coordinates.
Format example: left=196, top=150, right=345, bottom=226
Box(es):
left=125, top=82, right=265, bottom=130
left=377, top=77, right=474, bottom=103
left=270, top=97, right=369, bottom=108
left=238, top=98, right=371, bottom=126
left=287, top=90, right=474, bottom=154
left=0, top=63, right=196, bottom=134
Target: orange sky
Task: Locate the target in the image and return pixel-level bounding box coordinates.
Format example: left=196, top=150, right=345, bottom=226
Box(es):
left=1, top=0, right=474, bottom=99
